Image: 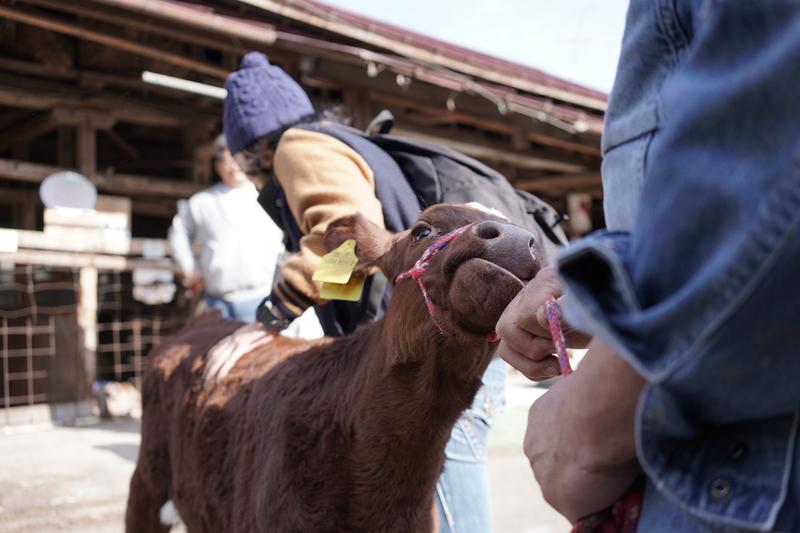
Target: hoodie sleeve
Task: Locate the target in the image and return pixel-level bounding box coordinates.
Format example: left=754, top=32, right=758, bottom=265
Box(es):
left=266, top=127, right=385, bottom=319
left=168, top=198, right=198, bottom=275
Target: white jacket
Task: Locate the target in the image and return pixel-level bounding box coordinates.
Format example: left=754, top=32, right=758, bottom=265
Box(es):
left=168, top=183, right=284, bottom=301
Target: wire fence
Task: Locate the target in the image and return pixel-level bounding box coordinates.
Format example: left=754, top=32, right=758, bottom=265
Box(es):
left=0, top=265, right=78, bottom=409
left=0, top=264, right=185, bottom=415
left=95, top=270, right=183, bottom=387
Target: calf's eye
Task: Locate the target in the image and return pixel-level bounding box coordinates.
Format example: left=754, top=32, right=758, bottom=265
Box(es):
left=412, top=226, right=432, bottom=241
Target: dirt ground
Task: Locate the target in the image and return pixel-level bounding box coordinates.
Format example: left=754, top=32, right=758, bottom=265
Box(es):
left=0, top=377, right=569, bottom=533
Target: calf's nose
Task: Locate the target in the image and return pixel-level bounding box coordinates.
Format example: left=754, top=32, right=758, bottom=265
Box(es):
left=471, top=220, right=540, bottom=281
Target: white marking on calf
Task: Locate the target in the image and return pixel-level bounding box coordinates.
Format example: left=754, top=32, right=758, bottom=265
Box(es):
left=159, top=500, right=183, bottom=527
left=466, top=202, right=509, bottom=221
left=204, top=323, right=274, bottom=386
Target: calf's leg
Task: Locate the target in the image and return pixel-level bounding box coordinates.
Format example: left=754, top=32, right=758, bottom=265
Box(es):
left=126, top=465, right=171, bottom=533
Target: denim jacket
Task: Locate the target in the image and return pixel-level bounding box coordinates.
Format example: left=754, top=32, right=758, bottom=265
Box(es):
left=558, top=1, right=800, bottom=530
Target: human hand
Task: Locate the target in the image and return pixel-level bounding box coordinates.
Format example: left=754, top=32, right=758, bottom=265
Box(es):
left=496, top=268, right=590, bottom=380
left=523, top=339, right=643, bottom=523
left=204, top=322, right=275, bottom=385
left=181, top=270, right=205, bottom=289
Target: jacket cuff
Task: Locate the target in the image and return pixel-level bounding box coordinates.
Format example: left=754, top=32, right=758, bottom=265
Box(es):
left=556, top=231, right=660, bottom=381
left=269, top=279, right=315, bottom=321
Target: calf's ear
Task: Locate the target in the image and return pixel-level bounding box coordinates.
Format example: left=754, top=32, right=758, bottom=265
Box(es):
left=324, top=213, right=394, bottom=271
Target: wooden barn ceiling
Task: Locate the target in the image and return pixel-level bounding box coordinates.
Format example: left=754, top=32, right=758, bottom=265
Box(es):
left=0, top=0, right=605, bottom=231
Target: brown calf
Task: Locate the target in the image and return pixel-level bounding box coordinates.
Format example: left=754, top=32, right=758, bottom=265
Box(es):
left=127, top=203, right=541, bottom=533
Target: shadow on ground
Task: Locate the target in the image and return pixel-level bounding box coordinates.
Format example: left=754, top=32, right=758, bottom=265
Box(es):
left=94, top=443, right=139, bottom=463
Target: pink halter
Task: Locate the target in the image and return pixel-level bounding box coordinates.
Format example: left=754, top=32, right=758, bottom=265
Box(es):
left=395, top=222, right=498, bottom=341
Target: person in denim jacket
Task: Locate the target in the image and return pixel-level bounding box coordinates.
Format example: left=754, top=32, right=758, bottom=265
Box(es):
left=496, top=1, right=800, bottom=531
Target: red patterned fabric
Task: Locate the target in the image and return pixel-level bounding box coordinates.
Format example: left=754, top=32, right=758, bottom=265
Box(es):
left=571, top=479, right=644, bottom=533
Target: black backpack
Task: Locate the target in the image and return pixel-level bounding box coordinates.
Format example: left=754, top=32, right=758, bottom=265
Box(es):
left=261, top=113, right=567, bottom=335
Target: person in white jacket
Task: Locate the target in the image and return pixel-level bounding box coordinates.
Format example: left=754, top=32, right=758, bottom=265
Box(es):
left=168, top=134, right=285, bottom=322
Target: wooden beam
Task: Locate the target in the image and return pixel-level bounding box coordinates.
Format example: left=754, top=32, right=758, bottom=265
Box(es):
left=390, top=108, right=597, bottom=168
left=308, top=60, right=601, bottom=151
left=0, top=4, right=229, bottom=79
left=0, top=184, right=175, bottom=218
left=87, top=0, right=277, bottom=48
left=240, top=0, right=607, bottom=111
left=0, top=57, right=75, bottom=81
left=0, top=158, right=203, bottom=198
left=0, top=84, right=178, bottom=127
left=0, top=158, right=60, bottom=183
left=76, top=122, right=96, bottom=181
left=130, top=199, right=178, bottom=218
left=52, top=108, right=115, bottom=130
left=122, top=160, right=195, bottom=171
left=25, top=0, right=251, bottom=55
left=102, top=129, right=140, bottom=161
left=392, top=127, right=587, bottom=173
left=0, top=187, right=38, bottom=205
left=0, top=75, right=213, bottom=128
left=95, top=172, right=202, bottom=198
left=11, top=228, right=172, bottom=256
left=0, top=111, right=57, bottom=151
left=0, top=57, right=221, bottom=103
left=370, top=92, right=601, bottom=157
left=371, top=92, right=513, bottom=134
left=514, top=172, right=602, bottom=191
left=515, top=184, right=603, bottom=201
left=0, top=248, right=173, bottom=272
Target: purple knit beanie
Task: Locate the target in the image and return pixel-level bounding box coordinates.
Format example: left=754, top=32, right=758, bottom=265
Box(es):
left=223, top=52, right=315, bottom=154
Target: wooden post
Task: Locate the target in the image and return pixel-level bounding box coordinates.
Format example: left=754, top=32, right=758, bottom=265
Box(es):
left=344, top=89, right=372, bottom=130
left=53, top=108, right=115, bottom=182
left=511, top=129, right=529, bottom=151
left=15, top=193, right=37, bottom=230
left=77, top=267, right=97, bottom=388
left=76, top=121, right=96, bottom=181
left=185, top=127, right=213, bottom=184
left=57, top=126, right=74, bottom=168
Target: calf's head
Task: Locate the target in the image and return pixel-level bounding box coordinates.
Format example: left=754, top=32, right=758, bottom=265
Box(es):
left=325, top=204, right=541, bottom=359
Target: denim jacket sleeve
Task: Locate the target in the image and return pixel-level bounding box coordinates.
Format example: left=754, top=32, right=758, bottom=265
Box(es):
left=559, top=1, right=800, bottom=529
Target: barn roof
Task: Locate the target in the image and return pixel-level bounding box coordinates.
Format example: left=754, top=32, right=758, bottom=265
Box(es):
left=0, top=0, right=605, bottom=235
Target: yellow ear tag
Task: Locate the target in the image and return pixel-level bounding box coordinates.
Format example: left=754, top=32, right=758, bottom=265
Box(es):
left=312, top=239, right=359, bottom=285
left=320, top=274, right=365, bottom=302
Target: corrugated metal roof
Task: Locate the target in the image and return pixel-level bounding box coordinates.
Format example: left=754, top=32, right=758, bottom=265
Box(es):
left=302, top=0, right=607, bottom=101
left=238, top=0, right=607, bottom=112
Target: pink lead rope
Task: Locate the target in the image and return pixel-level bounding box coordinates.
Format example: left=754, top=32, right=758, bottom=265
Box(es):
left=395, top=223, right=477, bottom=337
left=546, top=296, right=646, bottom=533
left=544, top=295, right=573, bottom=375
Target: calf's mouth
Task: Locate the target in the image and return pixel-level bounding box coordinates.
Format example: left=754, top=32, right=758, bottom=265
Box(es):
left=446, top=257, right=527, bottom=337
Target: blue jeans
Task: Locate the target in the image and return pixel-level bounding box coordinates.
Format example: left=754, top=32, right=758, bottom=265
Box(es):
left=203, top=293, right=263, bottom=322
left=435, top=356, right=506, bottom=533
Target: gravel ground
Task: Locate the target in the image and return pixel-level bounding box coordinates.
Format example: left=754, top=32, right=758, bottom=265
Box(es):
left=0, top=378, right=569, bottom=533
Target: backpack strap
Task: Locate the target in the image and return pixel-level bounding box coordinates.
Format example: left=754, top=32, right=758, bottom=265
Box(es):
left=278, top=122, right=421, bottom=334
left=365, top=109, right=395, bottom=135
left=257, top=175, right=296, bottom=250
left=295, top=122, right=421, bottom=233
left=516, top=189, right=569, bottom=247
